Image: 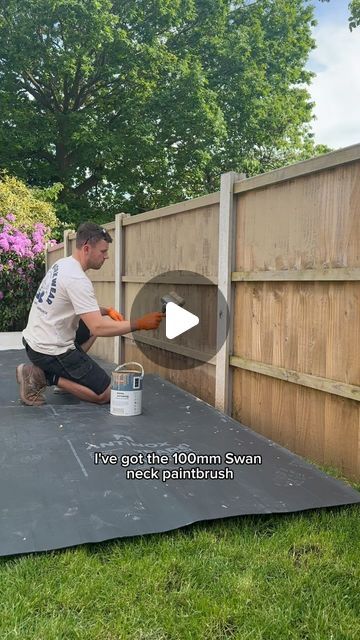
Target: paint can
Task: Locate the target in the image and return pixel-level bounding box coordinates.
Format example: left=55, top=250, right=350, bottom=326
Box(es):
left=110, top=362, right=144, bottom=416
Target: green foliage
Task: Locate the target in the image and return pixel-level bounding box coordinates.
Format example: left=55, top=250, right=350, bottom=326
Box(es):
left=0, top=0, right=336, bottom=223
left=349, top=0, right=360, bottom=30
left=0, top=253, right=44, bottom=331
left=0, top=174, right=59, bottom=230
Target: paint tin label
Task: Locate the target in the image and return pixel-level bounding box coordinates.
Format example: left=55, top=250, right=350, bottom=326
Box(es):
left=110, top=363, right=144, bottom=416
left=110, top=389, right=142, bottom=416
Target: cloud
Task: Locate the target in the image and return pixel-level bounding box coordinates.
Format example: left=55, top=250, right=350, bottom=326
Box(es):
left=308, top=23, right=360, bottom=149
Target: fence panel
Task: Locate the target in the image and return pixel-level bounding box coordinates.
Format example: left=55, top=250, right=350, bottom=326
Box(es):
left=121, top=195, right=220, bottom=404
left=231, top=155, right=360, bottom=479
left=46, top=243, right=63, bottom=268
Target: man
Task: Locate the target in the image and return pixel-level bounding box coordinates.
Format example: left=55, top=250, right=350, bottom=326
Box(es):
left=17, top=221, right=164, bottom=406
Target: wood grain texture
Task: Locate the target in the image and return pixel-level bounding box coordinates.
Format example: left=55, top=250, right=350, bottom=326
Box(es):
left=232, top=267, right=360, bottom=281
left=232, top=160, right=360, bottom=478
left=124, top=204, right=219, bottom=278
left=47, top=245, right=64, bottom=267
left=122, top=192, right=220, bottom=225
left=235, top=162, right=360, bottom=272
left=230, top=356, right=360, bottom=401
left=231, top=369, right=360, bottom=480
left=232, top=282, right=360, bottom=387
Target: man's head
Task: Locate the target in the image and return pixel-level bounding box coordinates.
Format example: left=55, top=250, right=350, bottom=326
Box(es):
left=75, top=222, right=113, bottom=270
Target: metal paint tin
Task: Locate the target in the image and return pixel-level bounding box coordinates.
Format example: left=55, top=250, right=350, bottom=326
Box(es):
left=110, top=362, right=144, bottom=416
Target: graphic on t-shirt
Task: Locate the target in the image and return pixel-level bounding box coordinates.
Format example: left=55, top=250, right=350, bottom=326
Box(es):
left=35, top=263, right=59, bottom=307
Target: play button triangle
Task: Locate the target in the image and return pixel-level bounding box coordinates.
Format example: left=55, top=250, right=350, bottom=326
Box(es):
left=165, top=302, right=199, bottom=339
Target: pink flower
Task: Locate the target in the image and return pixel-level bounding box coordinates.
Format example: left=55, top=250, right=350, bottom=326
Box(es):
left=6, top=213, right=16, bottom=222
left=0, top=235, right=10, bottom=251
left=34, top=222, right=46, bottom=232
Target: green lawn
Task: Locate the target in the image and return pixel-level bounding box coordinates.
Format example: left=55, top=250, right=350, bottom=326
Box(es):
left=1, top=466, right=359, bottom=640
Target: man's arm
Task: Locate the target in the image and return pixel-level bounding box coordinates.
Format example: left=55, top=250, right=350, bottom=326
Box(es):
left=80, top=310, right=164, bottom=337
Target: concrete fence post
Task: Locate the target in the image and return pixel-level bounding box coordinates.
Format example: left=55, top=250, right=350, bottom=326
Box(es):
left=215, top=171, right=246, bottom=414
left=114, top=213, right=130, bottom=364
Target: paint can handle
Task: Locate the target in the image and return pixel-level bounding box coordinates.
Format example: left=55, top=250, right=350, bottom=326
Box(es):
left=114, top=362, right=144, bottom=378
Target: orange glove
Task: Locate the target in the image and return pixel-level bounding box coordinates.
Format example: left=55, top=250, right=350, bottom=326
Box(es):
left=107, top=307, right=124, bottom=321
left=132, top=312, right=165, bottom=331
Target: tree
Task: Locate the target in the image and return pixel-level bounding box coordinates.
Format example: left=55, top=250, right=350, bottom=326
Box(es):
left=0, top=1, right=330, bottom=222
left=349, top=0, right=360, bottom=30
left=0, top=174, right=59, bottom=230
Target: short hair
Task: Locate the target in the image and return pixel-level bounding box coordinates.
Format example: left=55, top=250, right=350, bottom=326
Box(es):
left=76, top=222, right=113, bottom=248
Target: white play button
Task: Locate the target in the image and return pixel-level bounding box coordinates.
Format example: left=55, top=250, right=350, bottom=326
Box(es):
left=165, top=302, right=199, bottom=339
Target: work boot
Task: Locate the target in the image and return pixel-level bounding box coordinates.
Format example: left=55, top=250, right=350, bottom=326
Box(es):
left=16, top=363, right=47, bottom=406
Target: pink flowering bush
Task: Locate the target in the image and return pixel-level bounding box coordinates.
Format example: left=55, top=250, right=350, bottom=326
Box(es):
left=0, top=214, right=57, bottom=331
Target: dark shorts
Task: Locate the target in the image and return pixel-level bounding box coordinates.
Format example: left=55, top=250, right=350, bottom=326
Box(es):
left=23, top=320, right=111, bottom=396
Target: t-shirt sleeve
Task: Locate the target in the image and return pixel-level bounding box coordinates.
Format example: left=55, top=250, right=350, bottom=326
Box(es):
left=64, top=275, right=100, bottom=315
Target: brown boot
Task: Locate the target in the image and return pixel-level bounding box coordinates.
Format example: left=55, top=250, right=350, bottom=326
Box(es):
left=16, top=363, right=47, bottom=406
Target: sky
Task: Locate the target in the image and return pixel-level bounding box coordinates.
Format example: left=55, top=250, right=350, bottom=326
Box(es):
left=307, top=0, right=360, bottom=149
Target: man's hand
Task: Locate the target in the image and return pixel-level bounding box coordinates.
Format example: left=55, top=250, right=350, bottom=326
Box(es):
left=107, top=307, right=124, bottom=321
left=132, top=312, right=165, bottom=331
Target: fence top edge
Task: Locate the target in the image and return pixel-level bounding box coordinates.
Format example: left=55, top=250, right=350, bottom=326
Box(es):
left=122, top=191, right=220, bottom=225
left=234, top=142, right=360, bottom=194
left=47, top=242, right=64, bottom=251
left=60, top=194, right=219, bottom=240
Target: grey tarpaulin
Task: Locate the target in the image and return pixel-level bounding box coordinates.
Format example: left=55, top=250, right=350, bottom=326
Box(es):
left=1, top=348, right=359, bottom=557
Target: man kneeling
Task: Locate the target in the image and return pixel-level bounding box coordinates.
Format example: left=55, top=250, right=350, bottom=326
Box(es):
left=17, top=222, right=164, bottom=406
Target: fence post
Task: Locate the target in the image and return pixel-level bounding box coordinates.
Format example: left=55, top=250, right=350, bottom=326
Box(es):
left=114, top=213, right=129, bottom=364
left=63, top=229, right=72, bottom=257
left=215, top=171, right=246, bottom=414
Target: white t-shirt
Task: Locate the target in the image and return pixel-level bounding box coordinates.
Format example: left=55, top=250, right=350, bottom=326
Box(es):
left=23, top=256, right=100, bottom=355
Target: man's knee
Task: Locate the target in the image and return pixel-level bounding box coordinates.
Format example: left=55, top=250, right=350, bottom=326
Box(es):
left=95, top=384, right=111, bottom=404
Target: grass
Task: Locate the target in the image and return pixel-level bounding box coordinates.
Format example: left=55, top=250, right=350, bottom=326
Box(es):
left=0, top=466, right=359, bottom=640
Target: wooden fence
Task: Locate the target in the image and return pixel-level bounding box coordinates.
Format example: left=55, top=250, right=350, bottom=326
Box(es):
left=45, top=144, right=360, bottom=480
